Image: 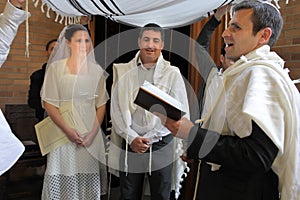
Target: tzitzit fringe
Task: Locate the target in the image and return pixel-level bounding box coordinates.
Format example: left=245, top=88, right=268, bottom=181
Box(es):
left=32, top=0, right=81, bottom=26
left=25, top=0, right=30, bottom=57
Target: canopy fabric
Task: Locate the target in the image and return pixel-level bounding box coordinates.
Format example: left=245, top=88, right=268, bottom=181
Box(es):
left=33, top=0, right=233, bottom=28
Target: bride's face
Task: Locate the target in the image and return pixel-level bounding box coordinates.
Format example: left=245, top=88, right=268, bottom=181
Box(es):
left=67, top=30, right=91, bottom=57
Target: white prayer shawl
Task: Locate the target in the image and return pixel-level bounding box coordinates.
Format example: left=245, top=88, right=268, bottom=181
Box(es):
left=202, top=45, right=300, bottom=200
left=0, top=109, right=25, bottom=176
left=33, top=0, right=230, bottom=27
left=0, top=1, right=29, bottom=68
left=0, top=1, right=29, bottom=176
left=109, top=51, right=190, bottom=199
left=33, top=0, right=290, bottom=28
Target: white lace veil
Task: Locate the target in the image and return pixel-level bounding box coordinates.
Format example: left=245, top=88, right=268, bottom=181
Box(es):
left=46, top=24, right=98, bottom=69
left=41, top=24, right=109, bottom=163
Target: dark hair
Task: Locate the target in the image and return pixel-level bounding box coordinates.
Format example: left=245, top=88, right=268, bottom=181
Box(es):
left=45, top=39, right=57, bottom=51
left=64, top=24, right=88, bottom=41
left=232, top=0, right=283, bottom=47
left=139, top=23, right=165, bottom=41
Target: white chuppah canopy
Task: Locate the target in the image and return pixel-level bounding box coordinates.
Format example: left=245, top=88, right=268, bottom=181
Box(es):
left=33, top=0, right=233, bottom=28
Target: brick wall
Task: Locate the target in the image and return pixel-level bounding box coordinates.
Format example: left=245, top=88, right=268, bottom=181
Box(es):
left=273, top=0, right=300, bottom=90
left=0, top=1, right=64, bottom=111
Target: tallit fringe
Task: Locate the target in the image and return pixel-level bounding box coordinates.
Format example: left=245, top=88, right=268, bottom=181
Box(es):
left=125, top=132, right=128, bottom=175
left=174, top=160, right=189, bottom=199
left=192, top=160, right=201, bottom=200
left=149, top=145, right=152, bottom=176
left=272, top=0, right=291, bottom=8
left=32, top=0, right=81, bottom=25
left=174, top=138, right=190, bottom=199
left=25, top=0, right=30, bottom=58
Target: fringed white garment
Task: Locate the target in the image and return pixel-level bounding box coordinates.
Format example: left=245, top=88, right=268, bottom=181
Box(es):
left=201, top=45, right=300, bottom=200
left=0, top=1, right=29, bottom=67
left=33, top=0, right=230, bottom=27
left=109, top=51, right=190, bottom=199
left=0, top=0, right=29, bottom=176
left=0, top=109, right=25, bottom=176
left=32, top=0, right=290, bottom=27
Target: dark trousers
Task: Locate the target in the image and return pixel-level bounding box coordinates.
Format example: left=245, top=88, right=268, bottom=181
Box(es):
left=119, top=134, right=173, bottom=200
left=196, top=162, right=279, bottom=200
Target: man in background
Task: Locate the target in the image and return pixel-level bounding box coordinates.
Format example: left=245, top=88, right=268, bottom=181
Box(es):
left=189, top=4, right=231, bottom=199
left=110, top=23, right=190, bottom=199
left=195, top=4, right=232, bottom=120
left=28, top=39, right=57, bottom=121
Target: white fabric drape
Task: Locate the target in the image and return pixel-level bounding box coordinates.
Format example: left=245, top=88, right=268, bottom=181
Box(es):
left=33, top=0, right=290, bottom=28
left=33, top=0, right=232, bottom=27
left=201, top=45, right=300, bottom=200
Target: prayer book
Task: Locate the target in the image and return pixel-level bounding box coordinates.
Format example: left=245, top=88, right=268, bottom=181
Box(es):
left=134, top=81, right=186, bottom=121
left=35, top=103, right=87, bottom=156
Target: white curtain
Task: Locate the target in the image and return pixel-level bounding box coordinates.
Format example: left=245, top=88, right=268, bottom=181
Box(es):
left=34, top=0, right=232, bottom=27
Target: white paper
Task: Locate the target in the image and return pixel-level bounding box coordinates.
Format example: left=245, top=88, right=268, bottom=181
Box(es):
left=141, top=81, right=183, bottom=110
left=35, top=103, right=88, bottom=156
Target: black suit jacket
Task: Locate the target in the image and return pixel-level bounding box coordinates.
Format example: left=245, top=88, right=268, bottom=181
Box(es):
left=27, top=63, right=46, bottom=121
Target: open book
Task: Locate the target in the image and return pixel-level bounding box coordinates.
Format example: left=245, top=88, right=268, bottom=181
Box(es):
left=35, top=103, right=88, bottom=156
left=134, top=81, right=186, bottom=120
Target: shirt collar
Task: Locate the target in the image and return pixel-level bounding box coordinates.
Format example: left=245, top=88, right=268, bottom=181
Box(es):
left=137, top=57, right=156, bottom=70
